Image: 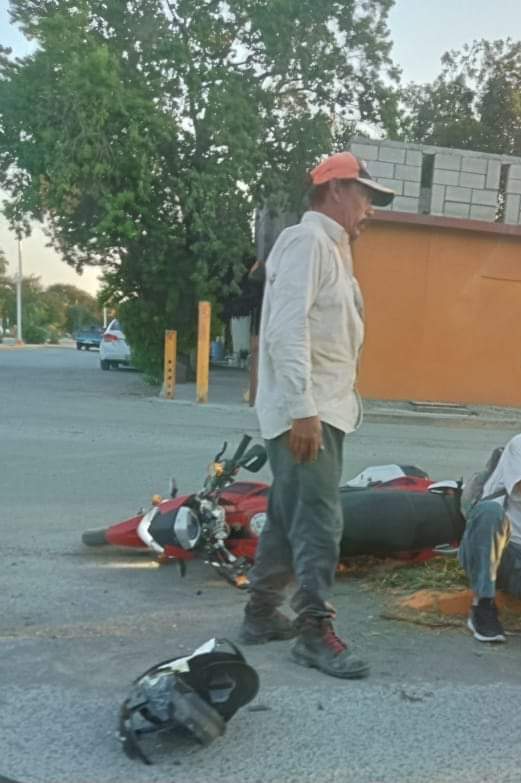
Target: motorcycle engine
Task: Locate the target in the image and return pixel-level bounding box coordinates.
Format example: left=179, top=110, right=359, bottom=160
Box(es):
left=199, top=500, right=230, bottom=542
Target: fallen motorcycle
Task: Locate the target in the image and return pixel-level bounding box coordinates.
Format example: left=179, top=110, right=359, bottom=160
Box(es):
left=82, top=435, right=465, bottom=588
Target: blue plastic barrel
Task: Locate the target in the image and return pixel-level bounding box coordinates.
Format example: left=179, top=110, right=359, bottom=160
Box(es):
left=211, top=340, right=225, bottom=362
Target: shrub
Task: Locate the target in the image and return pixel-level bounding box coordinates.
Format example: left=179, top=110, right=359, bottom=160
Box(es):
left=46, top=325, right=61, bottom=344
left=23, top=323, right=48, bottom=344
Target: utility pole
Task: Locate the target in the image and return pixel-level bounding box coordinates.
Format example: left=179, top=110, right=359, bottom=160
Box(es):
left=16, top=238, right=23, bottom=345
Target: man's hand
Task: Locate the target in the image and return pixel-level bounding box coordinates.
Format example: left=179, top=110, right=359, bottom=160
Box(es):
left=289, top=416, right=322, bottom=464
left=248, top=259, right=266, bottom=283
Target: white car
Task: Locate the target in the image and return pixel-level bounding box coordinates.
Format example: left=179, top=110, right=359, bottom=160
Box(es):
left=99, top=319, right=131, bottom=370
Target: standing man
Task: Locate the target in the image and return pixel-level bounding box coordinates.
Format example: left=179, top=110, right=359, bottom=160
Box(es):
left=240, top=152, right=394, bottom=679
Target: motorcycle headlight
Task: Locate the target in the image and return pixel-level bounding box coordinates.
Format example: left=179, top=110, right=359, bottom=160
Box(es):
left=174, top=506, right=202, bottom=550
left=248, top=513, right=267, bottom=538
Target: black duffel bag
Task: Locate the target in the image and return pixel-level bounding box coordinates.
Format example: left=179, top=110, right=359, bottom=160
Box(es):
left=339, top=485, right=465, bottom=556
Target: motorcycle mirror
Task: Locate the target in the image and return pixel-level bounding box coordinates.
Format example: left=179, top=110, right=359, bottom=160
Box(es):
left=214, top=441, right=228, bottom=463
left=238, top=444, right=267, bottom=473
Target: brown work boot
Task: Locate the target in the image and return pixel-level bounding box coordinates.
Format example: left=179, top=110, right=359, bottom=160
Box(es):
left=239, top=607, right=296, bottom=645
left=291, top=618, right=369, bottom=679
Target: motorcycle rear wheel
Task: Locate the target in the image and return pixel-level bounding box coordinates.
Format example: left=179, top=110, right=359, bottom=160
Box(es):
left=82, top=528, right=109, bottom=546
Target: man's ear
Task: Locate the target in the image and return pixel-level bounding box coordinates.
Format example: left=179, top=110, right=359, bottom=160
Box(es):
left=330, top=179, right=342, bottom=203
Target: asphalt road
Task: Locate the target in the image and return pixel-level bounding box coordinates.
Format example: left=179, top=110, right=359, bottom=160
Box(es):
left=1, top=346, right=521, bottom=783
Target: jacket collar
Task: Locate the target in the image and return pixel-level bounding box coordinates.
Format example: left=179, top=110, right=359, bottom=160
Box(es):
left=301, top=210, right=348, bottom=245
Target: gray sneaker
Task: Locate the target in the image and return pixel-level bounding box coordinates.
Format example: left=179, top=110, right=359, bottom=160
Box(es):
left=291, top=619, right=369, bottom=679
left=239, top=609, right=296, bottom=645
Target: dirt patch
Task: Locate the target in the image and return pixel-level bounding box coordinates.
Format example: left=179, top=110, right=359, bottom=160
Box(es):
left=338, top=556, right=521, bottom=632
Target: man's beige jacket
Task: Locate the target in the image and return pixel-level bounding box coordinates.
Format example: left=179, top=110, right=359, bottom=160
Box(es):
left=256, top=210, right=365, bottom=440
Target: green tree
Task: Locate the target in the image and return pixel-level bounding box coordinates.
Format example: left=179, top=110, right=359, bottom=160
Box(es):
left=401, top=39, right=521, bottom=156
left=2, top=274, right=47, bottom=337
left=43, top=283, right=101, bottom=333
left=0, top=247, right=8, bottom=277
left=1, top=0, right=399, bottom=378
left=0, top=268, right=97, bottom=338
left=0, top=248, right=11, bottom=330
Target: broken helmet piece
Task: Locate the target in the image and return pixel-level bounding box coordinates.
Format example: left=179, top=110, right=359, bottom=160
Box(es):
left=118, top=638, right=259, bottom=764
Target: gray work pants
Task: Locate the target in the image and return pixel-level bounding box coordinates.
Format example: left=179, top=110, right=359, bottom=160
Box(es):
left=248, top=423, right=344, bottom=619
left=459, top=500, right=521, bottom=598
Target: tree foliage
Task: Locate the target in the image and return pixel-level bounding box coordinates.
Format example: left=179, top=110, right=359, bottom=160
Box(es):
left=0, top=270, right=100, bottom=337
left=1, top=0, right=399, bottom=377
left=43, top=283, right=102, bottom=333
left=0, top=248, right=10, bottom=329
left=0, top=247, right=8, bottom=277
left=401, top=39, right=521, bottom=156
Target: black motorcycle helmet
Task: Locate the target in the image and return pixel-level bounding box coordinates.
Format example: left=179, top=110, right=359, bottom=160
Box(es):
left=118, top=639, right=259, bottom=764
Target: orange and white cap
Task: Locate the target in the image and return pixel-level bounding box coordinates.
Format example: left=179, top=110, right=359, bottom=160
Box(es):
left=310, top=151, right=395, bottom=207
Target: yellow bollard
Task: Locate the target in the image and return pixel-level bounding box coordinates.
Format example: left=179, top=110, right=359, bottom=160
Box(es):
left=196, top=301, right=211, bottom=403
left=163, top=330, right=177, bottom=400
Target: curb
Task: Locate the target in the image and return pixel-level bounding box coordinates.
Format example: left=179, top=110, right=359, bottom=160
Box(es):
left=0, top=343, right=75, bottom=350
left=149, top=397, right=259, bottom=414
left=150, top=397, right=521, bottom=429
left=399, top=588, right=521, bottom=617
left=363, top=411, right=521, bottom=429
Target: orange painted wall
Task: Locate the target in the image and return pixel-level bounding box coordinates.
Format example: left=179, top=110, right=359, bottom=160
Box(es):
left=353, top=219, right=521, bottom=406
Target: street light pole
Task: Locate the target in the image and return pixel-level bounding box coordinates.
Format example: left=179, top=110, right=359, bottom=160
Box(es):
left=16, top=238, right=23, bottom=345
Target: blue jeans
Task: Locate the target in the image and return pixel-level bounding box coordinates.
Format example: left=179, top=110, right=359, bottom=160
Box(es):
left=459, top=500, right=521, bottom=598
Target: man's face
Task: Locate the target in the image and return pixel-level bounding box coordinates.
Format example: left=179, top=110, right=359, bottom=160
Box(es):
left=334, top=181, right=374, bottom=240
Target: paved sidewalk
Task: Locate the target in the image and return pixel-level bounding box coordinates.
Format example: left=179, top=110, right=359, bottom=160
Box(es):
left=0, top=338, right=76, bottom=350
left=163, top=366, right=521, bottom=430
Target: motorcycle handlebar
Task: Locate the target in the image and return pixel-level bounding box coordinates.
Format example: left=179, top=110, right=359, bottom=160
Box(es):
left=230, top=434, right=252, bottom=466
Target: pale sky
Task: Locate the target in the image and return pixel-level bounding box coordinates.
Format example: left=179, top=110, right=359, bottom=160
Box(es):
left=1, top=0, right=521, bottom=294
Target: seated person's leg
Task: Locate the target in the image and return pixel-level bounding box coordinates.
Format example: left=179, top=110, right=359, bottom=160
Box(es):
left=496, top=542, right=521, bottom=599
left=459, top=501, right=511, bottom=642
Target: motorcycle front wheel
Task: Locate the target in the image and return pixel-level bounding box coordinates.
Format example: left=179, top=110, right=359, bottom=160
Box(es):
left=82, top=528, right=109, bottom=546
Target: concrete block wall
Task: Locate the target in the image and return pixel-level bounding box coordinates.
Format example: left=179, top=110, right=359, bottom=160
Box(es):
left=350, top=139, right=421, bottom=214
left=429, top=151, right=500, bottom=221
left=350, top=137, right=521, bottom=226
left=505, top=164, right=521, bottom=225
